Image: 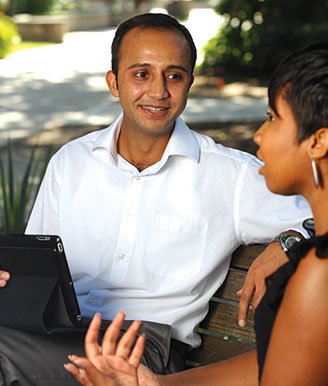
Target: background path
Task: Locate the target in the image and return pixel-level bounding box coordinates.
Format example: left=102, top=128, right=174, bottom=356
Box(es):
left=0, top=7, right=268, bottom=147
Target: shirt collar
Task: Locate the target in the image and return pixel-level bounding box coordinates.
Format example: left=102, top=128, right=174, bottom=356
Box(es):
left=91, top=114, right=200, bottom=168
left=160, top=116, right=200, bottom=164
left=92, top=114, right=123, bottom=163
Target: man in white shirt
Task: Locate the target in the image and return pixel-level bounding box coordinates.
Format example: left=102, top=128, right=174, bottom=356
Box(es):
left=0, top=13, right=311, bottom=385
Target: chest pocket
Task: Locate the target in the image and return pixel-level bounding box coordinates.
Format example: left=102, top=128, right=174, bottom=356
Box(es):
left=145, top=214, right=209, bottom=282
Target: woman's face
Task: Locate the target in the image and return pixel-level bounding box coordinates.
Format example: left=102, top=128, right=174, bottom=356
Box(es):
left=254, top=91, right=310, bottom=196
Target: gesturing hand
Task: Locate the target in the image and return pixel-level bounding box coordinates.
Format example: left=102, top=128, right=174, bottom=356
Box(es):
left=65, top=311, right=146, bottom=386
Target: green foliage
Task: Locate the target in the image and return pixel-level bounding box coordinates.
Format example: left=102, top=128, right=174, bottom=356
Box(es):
left=0, top=1, right=7, bottom=12
left=201, top=0, right=328, bottom=75
left=13, top=0, right=75, bottom=15
left=51, top=0, right=75, bottom=13
left=14, top=0, right=56, bottom=14
left=0, top=13, right=20, bottom=58
left=0, top=141, right=53, bottom=233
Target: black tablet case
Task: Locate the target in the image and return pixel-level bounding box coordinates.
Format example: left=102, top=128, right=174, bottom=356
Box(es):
left=0, top=234, right=84, bottom=334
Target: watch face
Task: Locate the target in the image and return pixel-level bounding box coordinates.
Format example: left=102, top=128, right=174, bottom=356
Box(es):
left=285, top=236, right=300, bottom=250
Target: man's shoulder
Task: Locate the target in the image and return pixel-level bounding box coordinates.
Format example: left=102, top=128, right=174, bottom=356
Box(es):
left=191, top=129, right=260, bottom=167
left=54, top=126, right=112, bottom=158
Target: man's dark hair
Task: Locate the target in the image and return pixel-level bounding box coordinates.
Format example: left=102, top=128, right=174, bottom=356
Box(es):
left=111, top=13, right=197, bottom=78
left=268, top=43, right=328, bottom=142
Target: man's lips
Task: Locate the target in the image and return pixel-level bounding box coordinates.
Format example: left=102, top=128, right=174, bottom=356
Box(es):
left=139, top=105, right=169, bottom=116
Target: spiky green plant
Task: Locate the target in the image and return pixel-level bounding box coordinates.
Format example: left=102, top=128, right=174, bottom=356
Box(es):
left=0, top=140, right=53, bottom=233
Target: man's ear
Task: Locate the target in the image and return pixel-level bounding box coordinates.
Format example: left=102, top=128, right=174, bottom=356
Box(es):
left=308, top=128, right=328, bottom=159
left=188, top=73, right=195, bottom=90
left=106, top=70, right=119, bottom=97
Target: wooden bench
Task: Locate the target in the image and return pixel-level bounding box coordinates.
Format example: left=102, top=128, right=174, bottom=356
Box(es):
left=186, top=244, right=266, bottom=367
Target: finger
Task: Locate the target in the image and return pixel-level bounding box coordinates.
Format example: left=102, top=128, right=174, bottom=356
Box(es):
left=237, top=280, right=255, bottom=327
left=128, top=333, right=145, bottom=368
left=116, top=320, right=142, bottom=360
left=102, top=310, right=126, bottom=355
left=251, top=281, right=267, bottom=312
left=0, top=271, right=10, bottom=287
left=69, top=355, right=115, bottom=386
left=85, top=313, right=103, bottom=359
left=64, top=362, right=92, bottom=386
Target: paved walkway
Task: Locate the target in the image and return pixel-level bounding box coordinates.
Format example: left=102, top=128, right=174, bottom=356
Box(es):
left=0, top=7, right=267, bottom=147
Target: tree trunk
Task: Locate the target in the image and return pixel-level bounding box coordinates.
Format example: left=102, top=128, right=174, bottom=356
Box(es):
left=7, top=0, right=15, bottom=16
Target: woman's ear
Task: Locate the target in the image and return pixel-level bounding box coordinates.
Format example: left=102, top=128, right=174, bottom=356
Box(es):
left=308, top=128, right=328, bottom=159
left=106, top=70, right=119, bottom=97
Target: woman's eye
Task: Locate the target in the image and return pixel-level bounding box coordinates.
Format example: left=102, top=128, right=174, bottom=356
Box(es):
left=266, top=111, right=274, bottom=122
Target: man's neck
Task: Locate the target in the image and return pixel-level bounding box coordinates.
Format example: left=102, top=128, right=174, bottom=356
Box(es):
left=117, top=126, right=173, bottom=172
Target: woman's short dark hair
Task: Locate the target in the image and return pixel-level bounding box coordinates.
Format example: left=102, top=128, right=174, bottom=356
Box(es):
left=268, top=43, right=328, bottom=142
left=111, top=13, right=197, bottom=78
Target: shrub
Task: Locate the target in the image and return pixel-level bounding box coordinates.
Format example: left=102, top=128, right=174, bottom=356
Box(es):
left=0, top=13, right=20, bottom=59
left=0, top=141, right=53, bottom=233
left=14, top=0, right=56, bottom=15
left=200, top=0, right=328, bottom=75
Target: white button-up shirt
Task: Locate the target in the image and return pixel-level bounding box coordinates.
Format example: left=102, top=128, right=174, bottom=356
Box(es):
left=26, top=115, right=311, bottom=347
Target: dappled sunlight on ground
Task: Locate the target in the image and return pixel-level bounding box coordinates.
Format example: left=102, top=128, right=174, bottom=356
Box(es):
left=0, top=6, right=264, bottom=148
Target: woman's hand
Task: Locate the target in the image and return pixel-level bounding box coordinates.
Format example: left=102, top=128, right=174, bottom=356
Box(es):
left=0, top=270, right=10, bottom=287
left=65, top=311, right=160, bottom=386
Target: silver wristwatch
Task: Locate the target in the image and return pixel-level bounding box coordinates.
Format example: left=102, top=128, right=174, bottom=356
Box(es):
left=273, top=234, right=302, bottom=252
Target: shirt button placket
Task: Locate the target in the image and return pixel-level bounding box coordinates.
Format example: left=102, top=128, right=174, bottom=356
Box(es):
left=108, top=174, right=144, bottom=285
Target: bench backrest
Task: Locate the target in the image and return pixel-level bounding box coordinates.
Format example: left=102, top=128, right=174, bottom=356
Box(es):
left=186, top=244, right=266, bottom=366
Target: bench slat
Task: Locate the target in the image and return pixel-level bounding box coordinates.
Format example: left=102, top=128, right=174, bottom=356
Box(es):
left=231, top=244, right=266, bottom=270
left=186, top=245, right=266, bottom=366
left=214, top=270, right=246, bottom=302
left=200, top=301, right=255, bottom=342
left=187, top=333, right=255, bottom=365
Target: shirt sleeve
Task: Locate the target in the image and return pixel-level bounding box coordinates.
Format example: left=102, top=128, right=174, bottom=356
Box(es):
left=233, top=156, right=313, bottom=245
left=25, top=154, right=61, bottom=235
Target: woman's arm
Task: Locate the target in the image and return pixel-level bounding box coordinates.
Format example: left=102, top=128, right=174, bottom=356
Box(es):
left=66, top=311, right=259, bottom=386
left=260, top=249, right=328, bottom=385
left=159, top=350, right=258, bottom=386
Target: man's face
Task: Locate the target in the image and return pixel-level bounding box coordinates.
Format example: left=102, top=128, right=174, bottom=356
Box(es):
left=107, top=27, right=194, bottom=138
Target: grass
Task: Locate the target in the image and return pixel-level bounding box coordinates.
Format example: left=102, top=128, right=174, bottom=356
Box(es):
left=7, top=40, right=56, bottom=56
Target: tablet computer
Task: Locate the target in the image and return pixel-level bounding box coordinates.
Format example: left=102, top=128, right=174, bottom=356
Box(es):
left=0, top=234, right=84, bottom=333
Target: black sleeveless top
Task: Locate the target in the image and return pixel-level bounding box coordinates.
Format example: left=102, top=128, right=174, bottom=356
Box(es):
left=254, top=231, right=328, bottom=380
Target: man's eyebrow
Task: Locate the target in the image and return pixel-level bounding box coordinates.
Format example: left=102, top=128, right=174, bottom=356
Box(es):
left=167, top=65, right=188, bottom=73
left=127, top=63, right=189, bottom=73
left=127, top=63, right=151, bottom=70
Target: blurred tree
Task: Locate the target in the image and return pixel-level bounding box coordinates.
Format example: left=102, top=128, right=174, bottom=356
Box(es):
left=200, top=0, right=328, bottom=75
left=0, top=13, right=20, bottom=58
left=14, top=0, right=56, bottom=14
left=7, top=0, right=15, bottom=16
left=134, top=0, right=147, bottom=9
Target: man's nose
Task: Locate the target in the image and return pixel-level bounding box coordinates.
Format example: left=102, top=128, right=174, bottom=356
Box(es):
left=148, top=76, right=169, bottom=99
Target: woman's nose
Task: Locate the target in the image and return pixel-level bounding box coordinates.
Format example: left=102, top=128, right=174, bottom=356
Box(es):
left=253, top=123, right=264, bottom=145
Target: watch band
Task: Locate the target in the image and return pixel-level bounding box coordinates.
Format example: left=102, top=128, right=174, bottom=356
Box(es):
left=273, top=233, right=302, bottom=252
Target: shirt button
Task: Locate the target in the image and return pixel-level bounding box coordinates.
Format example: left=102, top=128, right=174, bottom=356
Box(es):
left=134, top=176, right=141, bottom=181
left=88, top=299, right=94, bottom=305
left=119, top=253, right=126, bottom=260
